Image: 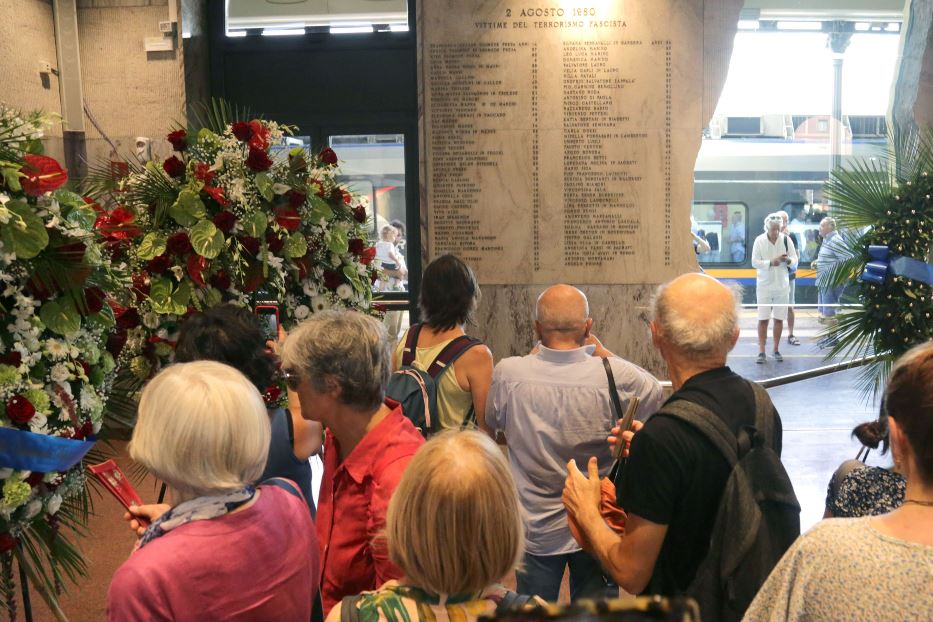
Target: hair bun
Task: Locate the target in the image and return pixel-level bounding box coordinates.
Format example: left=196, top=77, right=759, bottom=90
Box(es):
left=852, top=420, right=885, bottom=449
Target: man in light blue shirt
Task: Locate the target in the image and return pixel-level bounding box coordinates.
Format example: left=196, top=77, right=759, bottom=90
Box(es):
left=486, top=284, right=663, bottom=601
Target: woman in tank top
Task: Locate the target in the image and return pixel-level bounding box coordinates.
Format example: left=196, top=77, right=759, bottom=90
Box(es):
left=393, top=255, right=494, bottom=432
left=175, top=304, right=321, bottom=514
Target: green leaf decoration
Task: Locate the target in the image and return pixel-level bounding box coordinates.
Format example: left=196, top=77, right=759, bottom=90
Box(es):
left=53, top=189, right=87, bottom=210
left=168, top=189, right=206, bottom=227
left=284, top=232, right=308, bottom=258
left=39, top=297, right=81, bottom=336
left=242, top=211, right=268, bottom=237
left=196, top=127, right=222, bottom=148
left=202, top=286, right=222, bottom=308
left=1, top=200, right=49, bottom=259
left=137, top=232, right=168, bottom=260
left=190, top=97, right=254, bottom=135
left=254, top=172, right=274, bottom=202
left=327, top=228, right=349, bottom=255
left=64, top=205, right=98, bottom=231
left=149, top=277, right=192, bottom=315
left=86, top=305, right=116, bottom=330
left=189, top=219, right=225, bottom=259
left=2, top=166, right=22, bottom=192
left=343, top=264, right=365, bottom=292
left=309, top=195, right=334, bottom=222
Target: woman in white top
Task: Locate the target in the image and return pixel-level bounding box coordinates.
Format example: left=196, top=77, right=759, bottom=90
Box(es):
left=744, top=341, right=933, bottom=621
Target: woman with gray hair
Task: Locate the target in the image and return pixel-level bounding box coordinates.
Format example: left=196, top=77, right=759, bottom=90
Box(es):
left=281, top=310, right=424, bottom=615
left=107, top=361, right=320, bottom=621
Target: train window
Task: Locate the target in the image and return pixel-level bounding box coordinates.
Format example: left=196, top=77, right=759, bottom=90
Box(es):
left=783, top=201, right=831, bottom=266
left=226, top=0, right=409, bottom=35
left=327, top=134, right=408, bottom=295
left=691, top=202, right=747, bottom=264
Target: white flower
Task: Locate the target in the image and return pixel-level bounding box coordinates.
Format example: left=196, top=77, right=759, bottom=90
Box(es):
left=336, top=284, right=353, bottom=300
left=28, top=413, right=48, bottom=435
left=46, top=494, right=62, bottom=516
left=170, top=266, right=184, bottom=281
left=23, top=499, right=42, bottom=520
left=310, top=296, right=329, bottom=313
left=45, top=339, right=69, bottom=359
left=330, top=254, right=341, bottom=268
left=294, top=305, right=310, bottom=320
left=50, top=363, right=71, bottom=383
left=302, top=281, right=318, bottom=297
left=142, top=312, right=162, bottom=329
left=272, top=183, right=291, bottom=195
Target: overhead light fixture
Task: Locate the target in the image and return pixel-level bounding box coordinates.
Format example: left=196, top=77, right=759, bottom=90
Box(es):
left=262, top=28, right=305, bottom=36
left=737, top=20, right=759, bottom=30
left=776, top=21, right=822, bottom=31
left=330, top=24, right=374, bottom=34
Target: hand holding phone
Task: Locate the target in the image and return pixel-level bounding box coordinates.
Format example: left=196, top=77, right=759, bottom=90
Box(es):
left=255, top=304, right=280, bottom=343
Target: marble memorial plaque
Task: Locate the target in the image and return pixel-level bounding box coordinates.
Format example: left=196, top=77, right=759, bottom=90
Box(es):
left=421, top=0, right=710, bottom=284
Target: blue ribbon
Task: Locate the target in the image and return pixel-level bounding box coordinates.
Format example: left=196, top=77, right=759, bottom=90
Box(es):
left=0, top=427, right=95, bottom=472
left=860, top=245, right=933, bottom=286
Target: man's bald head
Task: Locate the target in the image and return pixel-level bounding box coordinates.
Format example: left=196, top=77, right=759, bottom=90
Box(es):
left=535, top=284, right=591, bottom=347
left=652, top=273, right=740, bottom=363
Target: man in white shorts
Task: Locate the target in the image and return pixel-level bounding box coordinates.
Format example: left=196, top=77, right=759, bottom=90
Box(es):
left=751, top=213, right=797, bottom=363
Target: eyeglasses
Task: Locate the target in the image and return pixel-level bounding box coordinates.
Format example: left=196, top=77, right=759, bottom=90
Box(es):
left=282, top=369, right=302, bottom=391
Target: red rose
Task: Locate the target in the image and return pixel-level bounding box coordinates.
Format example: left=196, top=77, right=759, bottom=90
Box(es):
left=231, top=121, right=251, bottom=142
left=146, top=254, right=171, bottom=274
left=209, top=270, right=231, bottom=291
left=294, top=256, right=312, bottom=280
left=115, top=308, right=141, bottom=330
left=213, top=210, right=237, bottom=234
left=186, top=255, right=209, bottom=288
left=162, top=155, right=185, bottom=178
left=274, top=205, right=301, bottom=232
left=238, top=236, right=260, bottom=257
left=319, top=147, right=338, bottom=166
left=0, top=534, right=16, bottom=553
left=19, top=154, right=68, bottom=196
left=6, top=395, right=36, bottom=424
left=83, top=287, right=105, bottom=314
left=106, top=331, right=127, bottom=358
left=360, top=246, right=376, bottom=265
left=203, top=185, right=228, bottom=207
left=348, top=238, right=365, bottom=256
left=323, top=269, right=343, bottom=291
left=286, top=190, right=306, bottom=207
left=266, top=231, right=285, bottom=253
left=246, top=146, right=273, bottom=172
left=1, top=351, right=22, bottom=367
left=166, top=232, right=192, bottom=256
left=263, top=384, right=282, bottom=405
left=193, top=162, right=215, bottom=184
left=26, top=472, right=45, bottom=487
left=353, top=205, right=367, bottom=223
left=167, top=129, right=187, bottom=152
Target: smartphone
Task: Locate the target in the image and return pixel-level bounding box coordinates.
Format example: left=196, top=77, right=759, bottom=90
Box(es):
left=88, top=460, right=149, bottom=527
left=255, top=304, right=280, bottom=342
left=614, top=396, right=641, bottom=461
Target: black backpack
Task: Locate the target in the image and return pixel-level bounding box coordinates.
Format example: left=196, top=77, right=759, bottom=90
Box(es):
left=658, top=381, right=800, bottom=622
left=387, top=323, right=481, bottom=437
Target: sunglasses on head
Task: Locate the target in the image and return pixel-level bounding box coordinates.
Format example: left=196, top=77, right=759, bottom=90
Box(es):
left=281, top=369, right=301, bottom=391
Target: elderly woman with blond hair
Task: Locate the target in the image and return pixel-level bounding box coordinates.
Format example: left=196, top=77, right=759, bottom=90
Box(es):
left=327, top=431, right=532, bottom=622
left=106, top=362, right=320, bottom=621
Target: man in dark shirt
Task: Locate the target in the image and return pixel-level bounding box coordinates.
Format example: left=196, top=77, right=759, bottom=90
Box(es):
left=562, top=273, right=783, bottom=596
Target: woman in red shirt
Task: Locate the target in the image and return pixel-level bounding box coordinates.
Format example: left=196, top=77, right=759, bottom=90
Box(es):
left=106, top=362, right=320, bottom=621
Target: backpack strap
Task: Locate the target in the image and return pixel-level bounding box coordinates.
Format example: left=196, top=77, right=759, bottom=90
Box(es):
left=400, top=323, right=423, bottom=367
left=261, top=477, right=307, bottom=505
left=658, top=400, right=740, bottom=467
left=748, top=381, right=775, bottom=447
left=340, top=594, right=363, bottom=622
left=426, top=335, right=482, bottom=378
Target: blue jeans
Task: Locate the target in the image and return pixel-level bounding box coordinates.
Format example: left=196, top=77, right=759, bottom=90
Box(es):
left=516, top=550, right=617, bottom=602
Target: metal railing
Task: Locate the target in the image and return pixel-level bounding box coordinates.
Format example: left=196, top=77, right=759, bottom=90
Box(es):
left=657, top=353, right=881, bottom=390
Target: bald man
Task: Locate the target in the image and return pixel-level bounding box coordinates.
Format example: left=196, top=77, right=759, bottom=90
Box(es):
left=563, top=274, right=787, bottom=609
left=486, top=284, right=662, bottom=601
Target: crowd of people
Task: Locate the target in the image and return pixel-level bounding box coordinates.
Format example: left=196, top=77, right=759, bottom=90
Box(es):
left=104, top=255, right=932, bottom=622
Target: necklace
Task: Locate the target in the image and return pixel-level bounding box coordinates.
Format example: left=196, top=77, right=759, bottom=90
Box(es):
left=902, top=498, right=933, bottom=507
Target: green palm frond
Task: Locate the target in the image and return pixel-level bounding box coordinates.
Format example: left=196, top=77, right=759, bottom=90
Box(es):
left=824, top=158, right=893, bottom=228
left=81, top=157, right=140, bottom=202
left=189, top=98, right=255, bottom=135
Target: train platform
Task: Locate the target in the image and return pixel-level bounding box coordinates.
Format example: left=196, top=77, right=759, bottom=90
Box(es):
left=729, top=307, right=877, bottom=530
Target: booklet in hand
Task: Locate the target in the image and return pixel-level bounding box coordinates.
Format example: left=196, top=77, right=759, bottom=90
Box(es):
left=88, top=459, right=149, bottom=527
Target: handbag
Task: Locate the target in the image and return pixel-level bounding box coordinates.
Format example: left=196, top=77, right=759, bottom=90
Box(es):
left=566, top=358, right=629, bottom=550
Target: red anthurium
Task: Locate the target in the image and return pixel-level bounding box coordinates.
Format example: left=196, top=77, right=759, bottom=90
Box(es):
left=19, top=154, right=68, bottom=196
left=83, top=287, right=106, bottom=314
left=186, top=255, right=209, bottom=288
left=294, top=256, right=312, bottom=280
left=193, top=162, right=215, bottom=184
left=238, top=236, right=261, bottom=257
left=203, top=185, right=229, bottom=207
left=274, top=205, right=301, bottom=232
left=360, top=246, right=376, bottom=265
left=248, top=120, right=270, bottom=150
